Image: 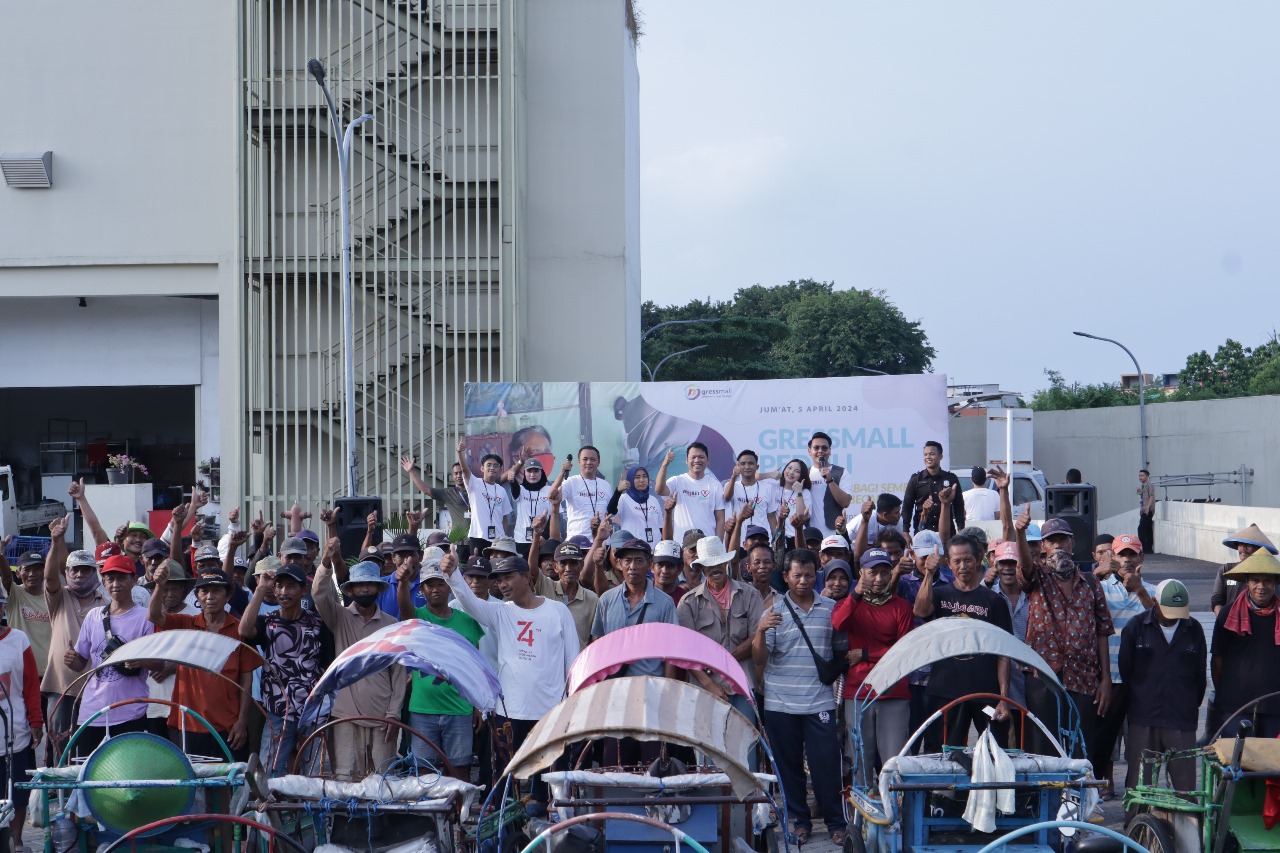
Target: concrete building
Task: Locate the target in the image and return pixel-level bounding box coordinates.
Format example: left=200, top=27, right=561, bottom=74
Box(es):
left=0, top=0, right=641, bottom=522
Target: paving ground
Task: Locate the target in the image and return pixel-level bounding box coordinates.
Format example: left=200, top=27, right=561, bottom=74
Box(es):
left=792, top=552, right=1224, bottom=851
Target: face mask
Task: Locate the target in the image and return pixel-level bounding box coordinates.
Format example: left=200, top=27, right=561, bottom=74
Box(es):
left=352, top=593, right=379, bottom=608
left=68, top=573, right=102, bottom=597
left=1048, top=548, right=1077, bottom=580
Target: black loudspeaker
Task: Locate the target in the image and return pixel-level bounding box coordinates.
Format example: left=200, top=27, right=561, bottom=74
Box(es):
left=1045, top=485, right=1097, bottom=564
left=333, top=496, right=383, bottom=560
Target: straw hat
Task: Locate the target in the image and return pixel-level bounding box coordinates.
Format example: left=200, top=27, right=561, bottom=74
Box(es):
left=1222, top=524, right=1278, bottom=555
left=1223, top=550, right=1280, bottom=579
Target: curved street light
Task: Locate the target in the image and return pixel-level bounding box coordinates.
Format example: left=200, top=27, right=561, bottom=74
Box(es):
left=1073, top=331, right=1149, bottom=469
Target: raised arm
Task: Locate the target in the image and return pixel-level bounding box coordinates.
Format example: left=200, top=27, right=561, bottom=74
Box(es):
left=548, top=457, right=573, bottom=502
left=1014, top=505, right=1036, bottom=587
left=68, top=478, right=108, bottom=547
left=400, top=454, right=433, bottom=496
left=937, top=485, right=955, bottom=546
left=912, top=555, right=940, bottom=619
left=148, top=560, right=172, bottom=627
left=240, top=571, right=269, bottom=641
left=443, top=549, right=501, bottom=629
left=654, top=449, right=676, bottom=497
left=853, top=497, right=874, bottom=560
left=992, top=467, right=1015, bottom=543
left=662, top=492, right=676, bottom=541
left=0, top=537, right=12, bottom=594
left=722, top=464, right=739, bottom=503
left=395, top=561, right=416, bottom=619
left=43, top=515, right=70, bottom=596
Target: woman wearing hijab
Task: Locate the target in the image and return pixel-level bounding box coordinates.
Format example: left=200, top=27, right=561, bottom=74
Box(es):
left=608, top=466, right=665, bottom=545
left=509, top=456, right=553, bottom=561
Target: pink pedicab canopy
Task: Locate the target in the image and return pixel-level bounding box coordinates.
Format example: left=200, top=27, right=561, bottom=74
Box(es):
left=566, top=622, right=754, bottom=701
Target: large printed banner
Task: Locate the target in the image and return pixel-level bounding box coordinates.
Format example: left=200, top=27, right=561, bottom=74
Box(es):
left=462, top=376, right=949, bottom=505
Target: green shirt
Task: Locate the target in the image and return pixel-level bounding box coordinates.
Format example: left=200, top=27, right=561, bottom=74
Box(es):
left=408, top=606, right=485, bottom=716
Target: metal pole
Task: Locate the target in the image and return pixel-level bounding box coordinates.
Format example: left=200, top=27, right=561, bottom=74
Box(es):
left=641, top=318, right=719, bottom=341
left=309, top=59, right=373, bottom=497
left=652, top=345, right=708, bottom=380
left=1073, top=331, right=1148, bottom=470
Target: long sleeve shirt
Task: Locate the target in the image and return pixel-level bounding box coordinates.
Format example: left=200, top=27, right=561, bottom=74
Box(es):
left=902, top=468, right=965, bottom=534
left=831, top=591, right=914, bottom=700
left=1119, top=609, right=1205, bottom=732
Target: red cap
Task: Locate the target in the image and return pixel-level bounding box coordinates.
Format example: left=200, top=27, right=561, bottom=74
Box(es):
left=100, top=554, right=137, bottom=575
left=1112, top=534, right=1143, bottom=555
left=994, top=542, right=1020, bottom=563
left=95, top=542, right=122, bottom=563
left=987, top=537, right=1004, bottom=554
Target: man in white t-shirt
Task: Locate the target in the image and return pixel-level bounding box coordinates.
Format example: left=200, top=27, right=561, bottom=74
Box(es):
left=457, top=440, right=513, bottom=552
left=962, top=466, right=1001, bottom=522
left=656, top=443, right=726, bottom=544
left=444, top=551, right=579, bottom=802
left=806, top=432, right=855, bottom=539
left=723, top=449, right=778, bottom=535
left=548, top=446, right=612, bottom=539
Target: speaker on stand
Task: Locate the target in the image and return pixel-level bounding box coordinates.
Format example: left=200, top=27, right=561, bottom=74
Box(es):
left=333, top=496, right=384, bottom=560
left=1045, top=484, right=1097, bottom=565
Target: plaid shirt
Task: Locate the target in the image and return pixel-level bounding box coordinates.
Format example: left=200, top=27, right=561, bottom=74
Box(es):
left=1021, top=566, right=1114, bottom=695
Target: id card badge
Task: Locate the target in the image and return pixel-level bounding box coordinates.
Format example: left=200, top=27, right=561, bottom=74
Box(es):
left=645, top=528, right=654, bottom=542
left=487, top=525, right=496, bottom=540
left=525, top=526, right=534, bottom=540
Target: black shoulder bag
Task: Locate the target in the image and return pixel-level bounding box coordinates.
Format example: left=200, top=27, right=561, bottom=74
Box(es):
left=782, top=597, right=846, bottom=685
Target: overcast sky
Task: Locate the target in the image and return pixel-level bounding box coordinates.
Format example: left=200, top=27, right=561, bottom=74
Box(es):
left=636, top=2, right=1280, bottom=396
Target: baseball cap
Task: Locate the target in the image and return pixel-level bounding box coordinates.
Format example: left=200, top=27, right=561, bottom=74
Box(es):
left=141, top=538, right=169, bottom=559
left=490, top=555, right=530, bottom=576
left=232, top=556, right=250, bottom=571
left=274, top=563, right=308, bottom=585
left=615, top=538, right=653, bottom=558
left=297, top=530, right=320, bottom=545
left=1155, top=579, right=1190, bottom=619
left=1112, top=534, right=1142, bottom=555
left=743, top=525, right=769, bottom=542
left=653, top=540, right=682, bottom=565
left=802, top=526, right=823, bottom=544
left=994, top=542, right=1020, bottom=563
left=987, top=537, right=1004, bottom=554
left=681, top=529, right=706, bottom=550
left=17, top=551, right=45, bottom=568
left=1041, top=518, right=1074, bottom=539
left=567, top=534, right=593, bottom=549
left=67, top=550, right=97, bottom=569
left=144, top=559, right=191, bottom=589
left=391, top=533, right=422, bottom=554
left=463, top=555, right=492, bottom=577
left=860, top=548, right=892, bottom=569
left=194, top=544, right=221, bottom=563
left=911, top=530, right=944, bottom=556
left=1025, top=523, right=1043, bottom=542
left=554, top=542, right=585, bottom=562
left=524, top=457, right=544, bottom=471
left=360, top=544, right=386, bottom=564
left=101, top=555, right=137, bottom=575
left=126, top=522, right=155, bottom=537
left=254, top=556, right=282, bottom=576
left=194, top=568, right=232, bottom=590
left=820, top=535, right=848, bottom=552
left=485, top=536, right=520, bottom=557
left=539, top=539, right=561, bottom=558
left=958, top=526, right=989, bottom=554
left=95, top=542, right=122, bottom=564
left=425, top=531, right=449, bottom=547
left=419, top=563, right=447, bottom=585
left=609, top=529, right=640, bottom=550
left=279, top=537, right=309, bottom=557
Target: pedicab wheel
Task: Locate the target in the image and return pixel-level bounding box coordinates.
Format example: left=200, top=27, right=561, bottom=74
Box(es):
left=843, top=825, right=868, bottom=853
left=1126, top=813, right=1175, bottom=853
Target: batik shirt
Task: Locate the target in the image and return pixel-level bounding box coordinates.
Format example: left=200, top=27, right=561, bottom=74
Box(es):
left=254, top=609, right=329, bottom=719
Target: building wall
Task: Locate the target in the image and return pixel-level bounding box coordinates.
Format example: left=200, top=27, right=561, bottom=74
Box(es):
left=522, top=0, right=641, bottom=381
left=1034, top=395, right=1280, bottom=518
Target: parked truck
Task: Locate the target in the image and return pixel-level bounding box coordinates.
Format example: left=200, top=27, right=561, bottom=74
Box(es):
left=948, top=406, right=1047, bottom=520
left=0, top=464, right=69, bottom=538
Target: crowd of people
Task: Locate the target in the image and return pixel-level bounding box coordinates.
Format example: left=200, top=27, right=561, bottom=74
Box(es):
left=0, top=433, right=1277, bottom=849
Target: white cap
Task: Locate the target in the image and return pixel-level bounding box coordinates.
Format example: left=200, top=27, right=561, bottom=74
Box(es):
left=653, top=540, right=682, bottom=563
left=820, top=535, right=848, bottom=552
left=67, top=550, right=97, bottom=568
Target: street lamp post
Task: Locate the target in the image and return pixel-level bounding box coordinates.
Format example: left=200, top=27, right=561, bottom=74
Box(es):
left=1073, top=331, right=1149, bottom=470
left=309, top=58, right=374, bottom=497
left=640, top=317, right=720, bottom=381
left=648, top=345, right=709, bottom=381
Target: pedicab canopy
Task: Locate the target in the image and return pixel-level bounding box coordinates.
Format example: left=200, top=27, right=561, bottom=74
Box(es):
left=566, top=622, right=754, bottom=700
left=94, top=628, right=263, bottom=673
left=299, top=620, right=502, bottom=726
left=860, top=618, right=1063, bottom=698
left=504, top=675, right=761, bottom=799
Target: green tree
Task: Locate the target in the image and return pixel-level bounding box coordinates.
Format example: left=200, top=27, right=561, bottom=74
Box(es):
left=1250, top=354, right=1280, bottom=396
left=1029, top=370, right=1131, bottom=411
left=641, top=279, right=933, bottom=381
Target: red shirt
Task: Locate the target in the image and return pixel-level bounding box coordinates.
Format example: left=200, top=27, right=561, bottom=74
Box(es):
left=831, top=592, right=914, bottom=700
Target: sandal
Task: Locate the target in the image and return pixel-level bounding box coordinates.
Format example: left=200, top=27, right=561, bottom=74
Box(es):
left=830, top=829, right=849, bottom=846
left=792, top=825, right=811, bottom=845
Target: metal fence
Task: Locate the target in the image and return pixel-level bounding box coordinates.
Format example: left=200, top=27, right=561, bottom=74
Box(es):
left=239, top=0, right=507, bottom=519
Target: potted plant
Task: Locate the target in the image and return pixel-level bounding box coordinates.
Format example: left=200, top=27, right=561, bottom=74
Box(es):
left=106, top=454, right=149, bottom=485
